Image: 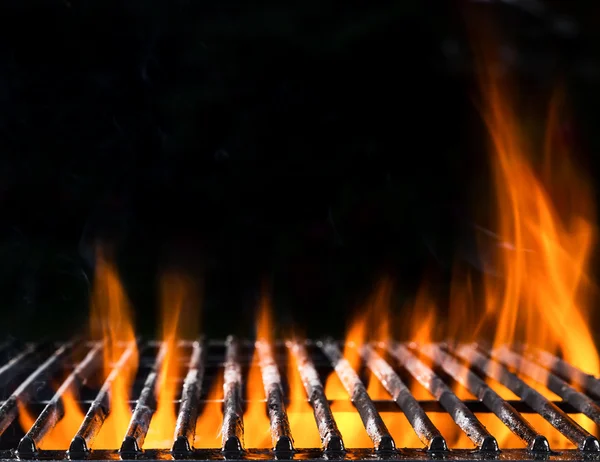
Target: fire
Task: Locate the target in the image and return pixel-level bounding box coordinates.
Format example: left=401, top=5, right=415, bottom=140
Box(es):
left=471, top=24, right=599, bottom=447
left=37, top=389, right=86, bottom=449
left=286, top=341, right=321, bottom=448
left=90, top=248, right=139, bottom=449
left=243, top=292, right=274, bottom=448
left=324, top=279, right=393, bottom=448
left=146, top=272, right=199, bottom=448
left=194, top=372, right=224, bottom=449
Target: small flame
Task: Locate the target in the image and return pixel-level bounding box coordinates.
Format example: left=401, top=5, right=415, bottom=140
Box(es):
left=146, top=272, right=199, bottom=448
left=243, top=292, right=273, bottom=448
left=194, top=372, right=224, bottom=449
left=90, top=247, right=139, bottom=449
left=324, top=279, right=392, bottom=448
left=37, top=388, right=85, bottom=449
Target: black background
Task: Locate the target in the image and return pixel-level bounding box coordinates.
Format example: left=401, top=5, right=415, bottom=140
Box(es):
left=1, top=0, right=600, bottom=340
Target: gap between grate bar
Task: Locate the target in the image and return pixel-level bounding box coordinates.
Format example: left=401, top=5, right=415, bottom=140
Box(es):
left=491, top=346, right=600, bottom=431
left=419, top=344, right=549, bottom=452
left=17, top=343, right=104, bottom=456
left=452, top=343, right=600, bottom=452
left=524, top=347, right=600, bottom=399
left=360, top=344, right=447, bottom=452
left=0, top=342, right=74, bottom=438
left=172, top=339, right=205, bottom=455
left=287, top=340, right=344, bottom=452
left=69, top=341, right=138, bottom=457
left=220, top=336, right=244, bottom=454
left=255, top=339, right=294, bottom=454
left=320, top=340, right=395, bottom=452
left=119, top=342, right=168, bottom=456
left=388, top=342, right=499, bottom=452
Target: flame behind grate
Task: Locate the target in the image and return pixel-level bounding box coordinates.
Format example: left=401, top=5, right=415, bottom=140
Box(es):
left=0, top=338, right=598, bottom=460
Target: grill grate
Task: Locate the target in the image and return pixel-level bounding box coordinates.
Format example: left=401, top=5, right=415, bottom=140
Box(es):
left=0, top=338, right=597, bottom=461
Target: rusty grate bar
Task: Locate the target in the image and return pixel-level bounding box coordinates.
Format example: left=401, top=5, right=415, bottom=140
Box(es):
left=453, top=343, right=600, bottom=452
left=69, top=342, right=137, bottom=457
left=17, top=343, right=103, bottom=456
left=388, top=342, right=499, bottom=452
left=172, top=339, right=204, bottom=455
left=255, top=339, right=294, bottom=454
left=492, top=346, right=600, bottom=429
left=419, top=344, right=549, bottom=452
left=221, top=336, right=244, bottom=454
left=360, top=343, right=447, bottom=452
left=286, top=340, right=344, bottom=452
left=320, top=340, right=395, bottom=452
left=0, top=342, right=73, bottom=437
left=120, top=343, right=168, bottom=456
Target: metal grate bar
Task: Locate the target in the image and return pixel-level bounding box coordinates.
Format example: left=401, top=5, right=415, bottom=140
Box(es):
left=287, top=340, right=344, bottom=452
left=0, top=344, right=37, bottom=384
left=419, top=344, right=549, bottom=452
left=172, top=339, right=204, bottom=454
left=120, top=343, right=168, bottom=456
left=524, top=347, right=600, bottom=399
left=388, top=343, right=498, bottom=452
left=69, top=341, right=137, bottom=457
left=320, top=340, right=395, bottom=452
left=255, top=339, right=294, bottom=453
left=360, top=344, right=447, bottom=452
left=17, top=343, right=103, bottom=456
left=0, top=342, right=73, bottom=437
left=492, top=346, right=600, bottom=428
left=220, top=336, right=244, bottom=454
left=453, top=344, right=600, bottom=452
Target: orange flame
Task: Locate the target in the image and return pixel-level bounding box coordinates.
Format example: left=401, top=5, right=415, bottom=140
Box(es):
left=323, top=279, right=392, bottom=448
left=243, top=292, right=274, bottom=448
left=468, top=19, right=599, bottom=447
left=90, top=248, right=139, bottom=449
left=145, top=272, right=199, bottom=449
left=37, top=389, right=86, bottom=449
left=194, top=372, right=224, bottom=449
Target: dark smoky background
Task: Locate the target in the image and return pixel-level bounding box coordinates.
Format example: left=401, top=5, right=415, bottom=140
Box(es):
left=0, top=1, right=599, bottom=340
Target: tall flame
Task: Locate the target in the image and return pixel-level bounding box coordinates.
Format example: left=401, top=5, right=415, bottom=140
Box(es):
left=90, top=248, right=139, bottom=449
left=243, top=292, right=274, bottom=448
left=146, top=272, right=199, bottom=448
left=471, top=21, right=599, bottom=447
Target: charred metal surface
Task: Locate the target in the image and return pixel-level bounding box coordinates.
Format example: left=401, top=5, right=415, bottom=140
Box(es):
left=17, top=343, right=104, bottom=457
left=0, top=343, right=73, bottom=437
left=69, top=342, right=138, bottom=457
left=221, top=337, right=244, bottom=455
left=120, top=343, right=169, bottom=456
left=255, top=339, right=294, bottom=454
left=389, top=343, right=498, bottom=452
left=173, top=340, right=205, bottom=455
left=320, top=340, right=395, bottom=452
left=287, top=340, right=344, bottom=453
left=360, top=344, right=446, bottom=452
left=4, top=447, right=600, bottom=460
left=492, top=346, right=600, bottom=429
left=420, top=344, right=549, bottom=452
left=453, top=344, right=600, bottom=452
left=523, top=347, right=600, bottom=399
